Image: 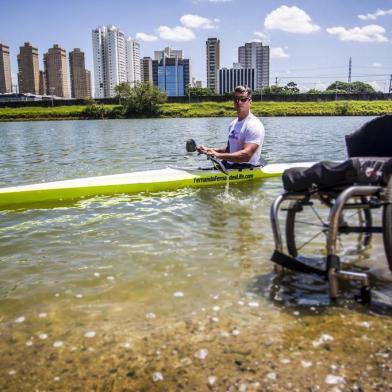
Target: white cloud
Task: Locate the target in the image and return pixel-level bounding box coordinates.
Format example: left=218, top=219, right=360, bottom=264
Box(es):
left=264, top=6, right=320, bottom=33
left=326, top=24, right=388, bottom=42
left=253, top=31, right=269, bottom=42
left=157, top=26, right=196, bottom=41
left=136, top=32, right=158, bottom=42
left=368, top=81, right=383, bottom=92
left=180, top=14, right=218, bottom=29
left=270, top=47, right=289, bottom=58
left=372, top=62, right=382, bottom=67
left=358, top=8, right=392, bottom=20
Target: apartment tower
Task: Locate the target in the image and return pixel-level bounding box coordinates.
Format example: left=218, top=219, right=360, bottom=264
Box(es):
left=126, top=38, right=141, bottom=86
left=141, top=57, right=153, bottom=84
left=206, top=38, right=220, bottom=94
left=44, top=44, right=69, bottom=97
left=0, top=43, right=12, bottom=93
left=238, top=42, right=269, bottom=89
left=92, top=25, right=141, bottom=98
left=69, top=48, right=91, bottom=98
left=17, top=42, right=40, bottom=94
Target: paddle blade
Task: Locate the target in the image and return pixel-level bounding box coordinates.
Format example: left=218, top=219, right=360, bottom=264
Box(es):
left=186, top=139, right=197, bottom=152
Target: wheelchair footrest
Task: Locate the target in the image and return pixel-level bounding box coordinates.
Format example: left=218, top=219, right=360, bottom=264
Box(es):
left=271, top=250, right=327, bottom=276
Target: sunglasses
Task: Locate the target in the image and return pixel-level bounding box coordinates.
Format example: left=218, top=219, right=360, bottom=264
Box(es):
left=233, top=96, right=250, bottom=103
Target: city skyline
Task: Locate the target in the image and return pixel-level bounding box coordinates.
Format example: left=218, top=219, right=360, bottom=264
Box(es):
left=1, top=0, right=392, bottom=92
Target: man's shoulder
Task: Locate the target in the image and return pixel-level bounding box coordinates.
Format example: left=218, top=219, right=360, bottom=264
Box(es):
left=246, top=113, right=264, bottom=130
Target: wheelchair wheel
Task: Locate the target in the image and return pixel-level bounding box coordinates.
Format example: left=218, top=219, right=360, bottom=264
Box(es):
left=382, top=203, right=392, bottom=271
left=286, top=198, right=372, bottom=259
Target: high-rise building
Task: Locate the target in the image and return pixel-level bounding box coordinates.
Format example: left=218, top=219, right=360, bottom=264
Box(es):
left=44, top=44, right=69, bottom=97
left=141, top=57, right=153, bottom=84
left=17, top=42, right=40, bottom=94
left=238, top=42, right=269, bottom=89
left=92, top=25, right=141, bottom=98
left=0, top=43, right=12, bottom=93
left=206, top=38, right=220, bottom=94
left=219, top=65, right=255, bottom=95
left=154, top=47, right=183, bottom=61
left=69, top=48, right=91, bottom=98
left=152, top=56, right=190, bottom=96
left=126, top=38, right=141, bottom=86
left=39, top=70, right=46, bottom=95
left=85, top=70, right=92, bottom=98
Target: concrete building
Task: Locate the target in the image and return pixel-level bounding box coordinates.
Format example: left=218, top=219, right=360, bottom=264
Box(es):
left=0, top=43, right=12, bottom=93
left=141, top=57, right=153, bottom=84
left=152, top=56, right=190, bottom=96
left=44, top=44, right=69, bottom=97
left=39, top=70, right=46, bottom=95
left=92, top=25, right=141, bottom=98
left=219, top=65, right=255, bottom=95
left=126, top=38, right=141, bottom=86
left=154, top=47, right=183, bottom=61
left=17, top=42, right=40, bottom=94
left=69, top=48, right=91, bottom=98
left=238, top=42, right=269, bottom=89
left=206, top=38, right=220, bottom=94
left=85, top=70, right=92, bottom=98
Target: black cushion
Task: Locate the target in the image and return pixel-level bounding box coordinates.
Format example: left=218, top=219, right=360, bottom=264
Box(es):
left=282, top=157, right=392, bottom=192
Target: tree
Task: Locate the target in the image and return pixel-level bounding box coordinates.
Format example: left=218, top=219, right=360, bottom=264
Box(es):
left=117, top=82, right=167, bottom=117
left=114, top=82, right=132, bottom=104
left=259, top=82, right=299, bottom=95
left=260, top=85, right=286, bottom=95
left=326, top=81, right=376, bottom=94
left=284, top=81, right=300, bottom=94
left=186, top=86, right=216, bottom=97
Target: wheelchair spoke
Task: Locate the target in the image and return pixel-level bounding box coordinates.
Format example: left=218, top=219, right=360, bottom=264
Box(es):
left=296, top=230, right=326, bottom=252
left=311, top=205, right=327, bottom=225
left=293, top=220, right=326, bottom=228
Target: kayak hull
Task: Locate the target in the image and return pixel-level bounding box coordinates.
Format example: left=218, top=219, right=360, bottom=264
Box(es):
left=0, top=162, right=314, bottom=209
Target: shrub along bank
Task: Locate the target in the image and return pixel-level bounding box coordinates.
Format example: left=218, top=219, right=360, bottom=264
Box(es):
left=0, top=100, right=391, bottom=121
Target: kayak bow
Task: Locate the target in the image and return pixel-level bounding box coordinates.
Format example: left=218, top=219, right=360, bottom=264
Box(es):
left=0, top=162, right=314, bottom=209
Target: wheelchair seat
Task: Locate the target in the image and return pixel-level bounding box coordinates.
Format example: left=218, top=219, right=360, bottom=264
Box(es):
left=282, top=157, right=392, bottom=192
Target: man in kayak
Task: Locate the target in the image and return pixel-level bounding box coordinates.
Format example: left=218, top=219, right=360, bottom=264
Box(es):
left=197, top=85, right=265, bottom=168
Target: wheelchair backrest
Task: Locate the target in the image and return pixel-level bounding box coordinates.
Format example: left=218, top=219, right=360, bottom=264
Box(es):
left=345, top=115, right=392, bottom=157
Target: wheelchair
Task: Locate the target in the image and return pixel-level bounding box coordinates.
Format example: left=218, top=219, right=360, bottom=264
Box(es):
left=270, top=115, right=392, bottom=303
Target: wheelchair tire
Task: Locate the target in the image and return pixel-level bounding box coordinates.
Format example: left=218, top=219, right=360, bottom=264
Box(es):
left=286, top=198, right=372, bottom=258
left=382, top=203, right=392, bottom=271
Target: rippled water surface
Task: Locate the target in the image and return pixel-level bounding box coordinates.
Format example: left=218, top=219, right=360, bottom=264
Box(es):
left=1, top=116, right=392, bottom=390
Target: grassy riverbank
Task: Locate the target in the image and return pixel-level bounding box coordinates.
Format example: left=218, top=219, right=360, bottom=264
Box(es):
left=0, top=100, right=391, bottom=121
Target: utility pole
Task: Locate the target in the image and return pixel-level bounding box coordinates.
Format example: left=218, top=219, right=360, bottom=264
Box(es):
left=348, top=57, right=352, bottom=94
left=275, top=77, right=278, bottom=86
left=389, top=74, right=392, bottom=97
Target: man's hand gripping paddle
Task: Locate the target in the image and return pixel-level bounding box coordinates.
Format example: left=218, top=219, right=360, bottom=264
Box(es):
left=186, top=139, right=228, bottom=175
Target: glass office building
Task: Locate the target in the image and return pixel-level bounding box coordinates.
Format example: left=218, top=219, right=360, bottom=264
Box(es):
left=153, top=57, right=189, bottom=96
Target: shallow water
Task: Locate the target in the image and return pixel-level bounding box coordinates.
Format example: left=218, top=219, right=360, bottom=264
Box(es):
left=1, top=116, right=392, bottom=390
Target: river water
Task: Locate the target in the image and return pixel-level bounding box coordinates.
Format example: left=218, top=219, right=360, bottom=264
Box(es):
left=1, top=116, right=392, bottom=391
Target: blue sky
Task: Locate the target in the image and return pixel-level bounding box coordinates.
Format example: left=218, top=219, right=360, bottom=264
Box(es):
left=1, top=0, right=392, bottom=92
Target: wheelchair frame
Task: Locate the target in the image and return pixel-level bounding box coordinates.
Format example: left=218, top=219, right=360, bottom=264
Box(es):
left=270, top=176, right=392, bottom=303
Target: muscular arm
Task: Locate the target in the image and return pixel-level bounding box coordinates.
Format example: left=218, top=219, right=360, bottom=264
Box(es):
left=206, top=143, right=259, bottom=163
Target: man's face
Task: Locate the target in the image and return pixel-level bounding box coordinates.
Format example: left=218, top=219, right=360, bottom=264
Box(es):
left=233, top=92, right=251, bottom=115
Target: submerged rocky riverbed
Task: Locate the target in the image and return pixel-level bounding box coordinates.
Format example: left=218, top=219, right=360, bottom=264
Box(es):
left=1, top=300, right=392, bottom=391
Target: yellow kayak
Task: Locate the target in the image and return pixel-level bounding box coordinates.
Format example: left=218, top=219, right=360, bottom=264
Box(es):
left=0, top=162, right=314, bottom=209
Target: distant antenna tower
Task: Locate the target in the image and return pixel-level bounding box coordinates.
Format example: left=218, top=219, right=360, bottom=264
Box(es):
left=348, top=57, right=352, bottom=94
left=389, top=74, right=392, bottom=96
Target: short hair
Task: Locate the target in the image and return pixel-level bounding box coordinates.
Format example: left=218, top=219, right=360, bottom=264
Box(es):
left=234, top=85, right=252, bottom=98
